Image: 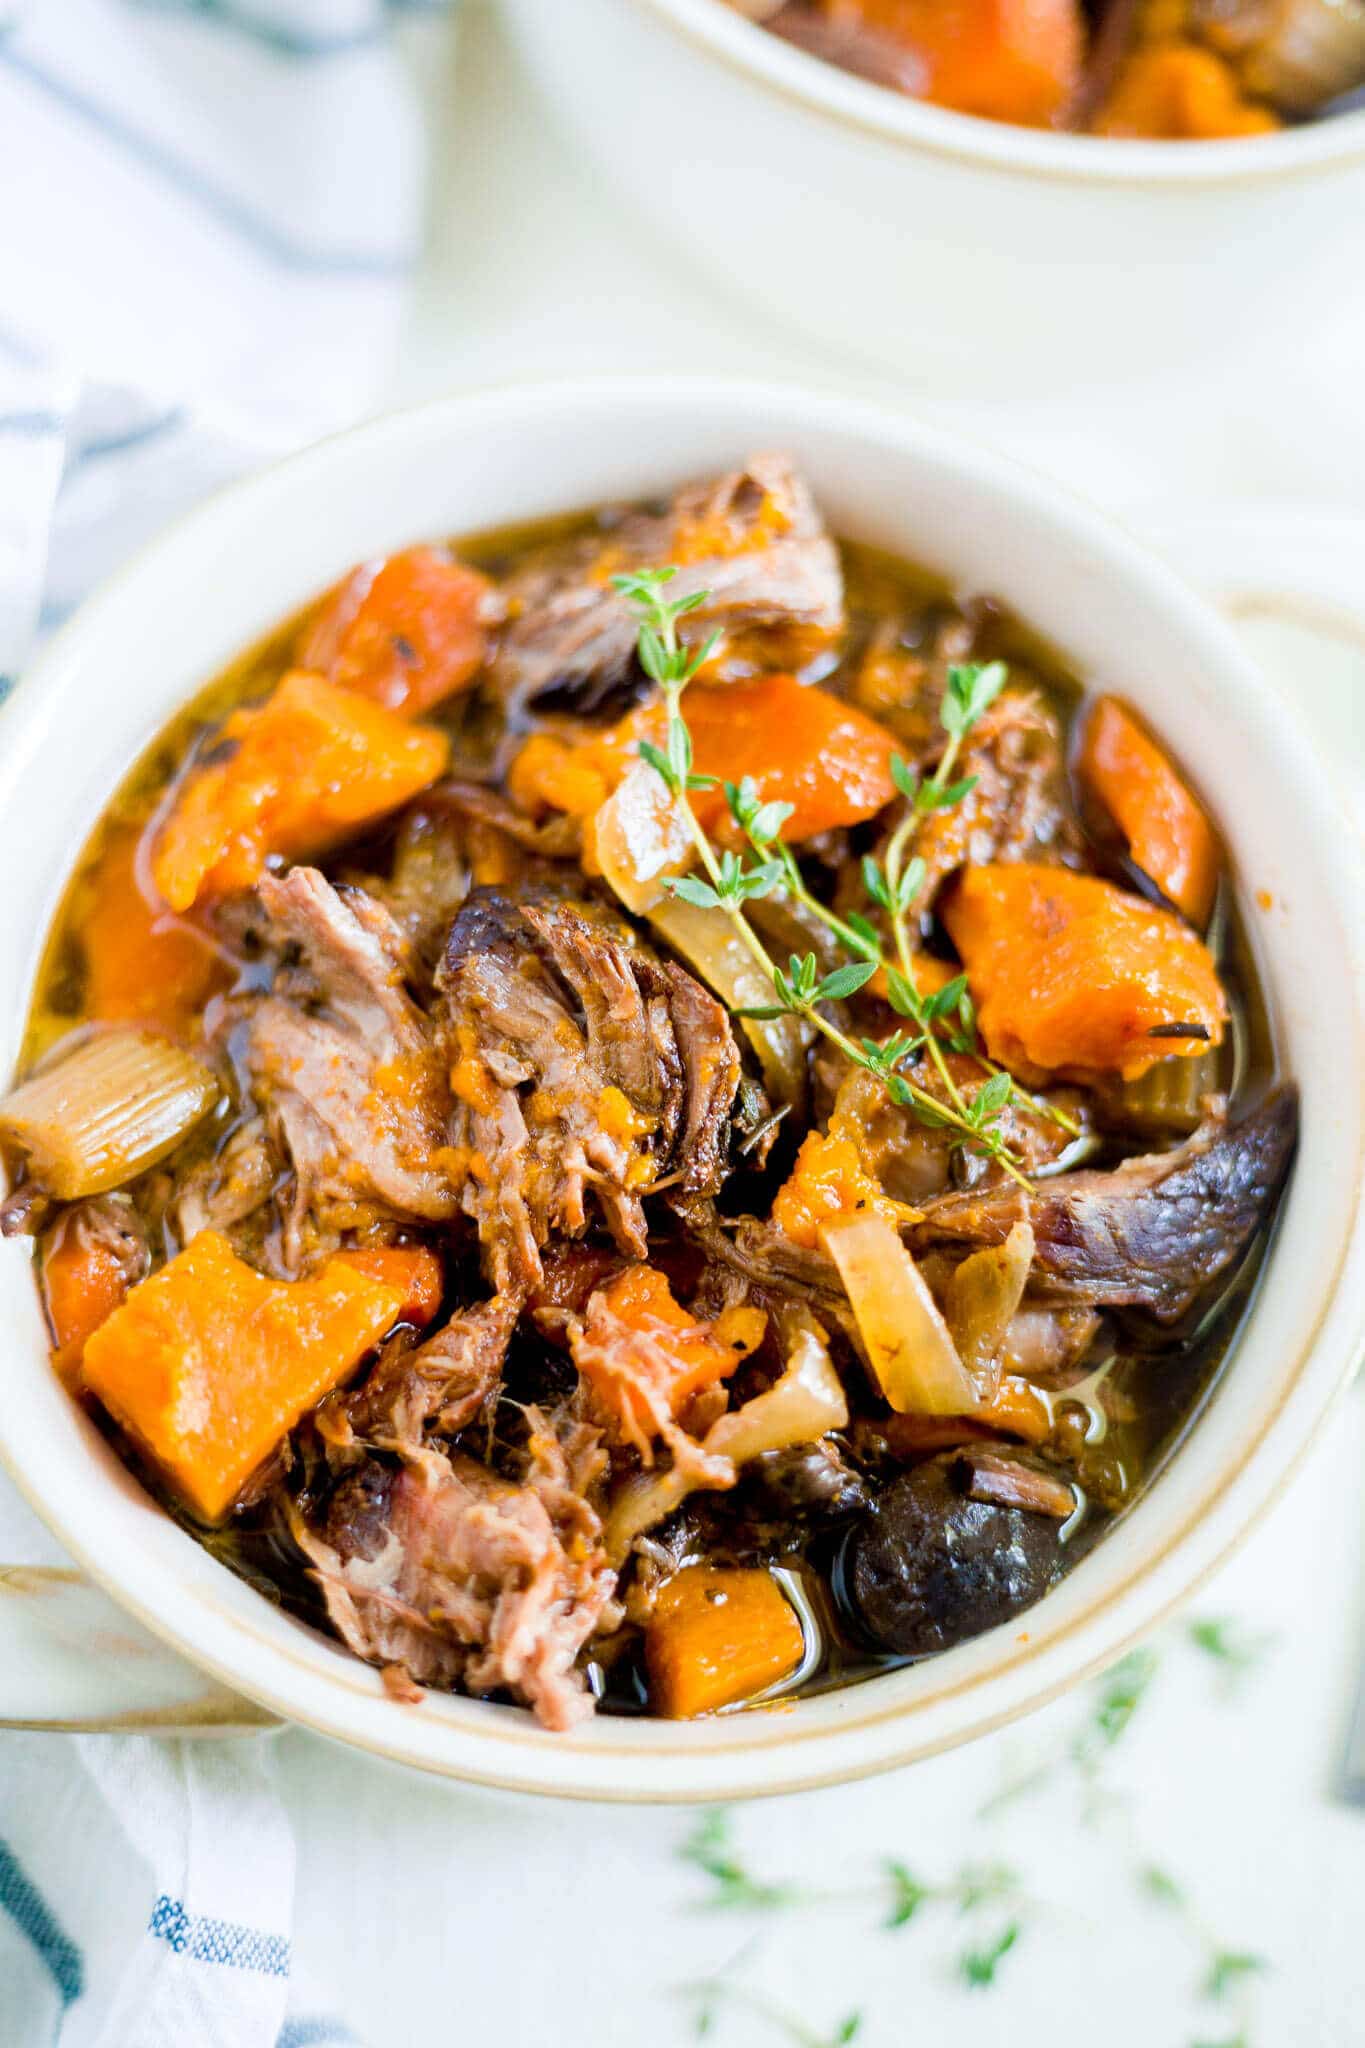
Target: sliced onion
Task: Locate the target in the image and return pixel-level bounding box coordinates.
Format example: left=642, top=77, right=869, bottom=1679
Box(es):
left=705, top=1313, right=848, bottom=1464
left=819, top=1209, right=979, bottom=1416
left=646, top=894, right=811, bottom=1109
left=604, top=1313, right=847, bottom=1563
left=590, top=759, right=692, bottom=916
left=0, top=1030, right=219, bottom=1199
left=943, top=1221, right=1034, bottom=1393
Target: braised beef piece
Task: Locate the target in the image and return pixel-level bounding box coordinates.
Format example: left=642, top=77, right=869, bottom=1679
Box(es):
left=838, top=1457, right=1066, bottom=1658
left=492, top=454, right=844, bottom=713
left=681, top=1202, right=860, bottom=1351
left=1064, top=0, right=1143, bottom=127
left=814, top=1049, right=1089, bottom=1204
left=43, top=1194, right=151, bottom=1290
left=743, top=1441, right=871, bottom=1521
left=912, top=1090, right=1298, bottom=1323
left=169, top=1115, right=278, bottom=1247
left=437, top=890, right=740, bottom=1290
left=230, top=867, right=458, bottom=1274
left=300, top=1423, right=616, bottom=1730
left=0, top=1179, right=50, bottom=1238
left=766, top=3, right=931, bottom=92
left=894, top=687, right=1080, bottom=917
left=338, top=1290, right=523, bottom=1454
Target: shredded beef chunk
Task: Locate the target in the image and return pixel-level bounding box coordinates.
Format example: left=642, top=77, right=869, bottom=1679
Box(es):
left=234, top=868, right=457, bottom=1270
left=492, top=454, right=844, bottom=711
left=912, top=1090, right=1298, bottom=1323
left=46, top=1194, right=151, bottom=1289
left=437, top=890, right=741, bottom=1290
left=340, top=1291, right=522, bottom=1453
left=169, top=1116, right=278, bottom=1247
left=303, top=1436, right=616, bottom=1730
left=903, top=688, right=1080, bottom=916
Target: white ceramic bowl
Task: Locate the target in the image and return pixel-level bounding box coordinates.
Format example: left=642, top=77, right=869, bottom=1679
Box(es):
left=1, top=379, right=1361, bottom=1799
left=500, top=0, right=1365, bottom=387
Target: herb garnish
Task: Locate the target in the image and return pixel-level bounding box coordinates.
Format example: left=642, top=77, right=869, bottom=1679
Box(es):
left=1186, top=1617, right=1276, bottom=1693
left=677, top=1811, right=1029, bottom=2001
left=678, top=1952, right=862, bottom=2048
left=613, top=567, right=1062, bottom=1187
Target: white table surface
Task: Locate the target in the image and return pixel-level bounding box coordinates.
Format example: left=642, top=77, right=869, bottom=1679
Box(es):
left=277, top=6, right=1364, bottom=2041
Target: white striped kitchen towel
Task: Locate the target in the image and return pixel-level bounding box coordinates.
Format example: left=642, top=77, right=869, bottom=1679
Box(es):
left=0, top=0, right=447, bottom=435
left=0, top=4, right=454, bottom=2042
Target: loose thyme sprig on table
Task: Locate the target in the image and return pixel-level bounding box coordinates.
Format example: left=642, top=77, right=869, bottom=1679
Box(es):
left=613, top=566, right=1048, bottom=1185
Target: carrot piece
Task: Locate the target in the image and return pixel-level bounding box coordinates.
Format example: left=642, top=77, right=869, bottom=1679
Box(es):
left=151, top=671, right=449, bottom=912
left=73, top=823, right=227, bottom=1035
left=772, top=1129, right=914, bottom=1250
left=297, top=546, right=495, bottom=716
left=1077, top=697, right=1219, bottom=927
left=645, top=1566, right=805, bottom=1718
left=81, top=1230, right=406, bottom=1522
left=943, top=863, right=1226, bottom=1082
left=573, top=1266, right=765, bottom=1450
left=42, top=1219, right=131, bottom=1383
left=333, top=1246, right=443, bottom=1326
left=511, top=675, right=898, bottom=845
left=842, top=0, right=1085, bottom=127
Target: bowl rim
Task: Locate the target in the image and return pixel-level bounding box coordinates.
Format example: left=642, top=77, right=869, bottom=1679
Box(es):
left=2, top=373, right=1362, bottom=1801
left=629, top=0, right=1365, bottom=185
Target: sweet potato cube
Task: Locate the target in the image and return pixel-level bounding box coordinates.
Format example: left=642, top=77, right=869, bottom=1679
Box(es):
left=298, top=546, right=495, bottom=716
left=151, top=670, right=449, bottom=912
left=81, top=1231, right=405, bottom=1522
left=646, top=1566, right=805, bottom=1718
left=944, top=863, right=1226, bottom=1083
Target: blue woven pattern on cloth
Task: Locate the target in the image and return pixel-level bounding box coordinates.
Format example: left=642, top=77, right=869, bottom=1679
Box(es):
left=148, top=1893, right=291, bottom=1977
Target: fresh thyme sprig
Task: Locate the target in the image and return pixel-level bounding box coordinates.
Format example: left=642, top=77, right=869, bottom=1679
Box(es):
left=677, top=1811, right=1029, bottom=1993
left=678, top=1954, right=862, bottom=2048
left=1186, top=1617, right=1277, bottom=1696
left=613, top=568, right=1034, bottom=1188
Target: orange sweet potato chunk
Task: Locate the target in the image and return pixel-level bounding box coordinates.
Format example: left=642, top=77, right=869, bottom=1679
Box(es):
left=1077, top=696, right=1219, bottom=927
left=297, top=546, right=495, bottom=716
left=152, top=671, right=449, bottom=912
left=840, top=0, right=1085, bottom=127
left=74, top=822, right=227, bottom=1032
left=646, top=1566, right=805, bottom=1718
left=511, top=674, right=898, bottom=845
left=1094, top=42, right=1279, bottom=138
left=333, top=1245, right=443, bottom=1327
left=943, top=863, right=1226, bottom=1082
left=42, top=1218, right=131, bottom=1384
left=772, top=1129, right=910, bottom=1250
left=81, top=1230, right=405, bottom=1522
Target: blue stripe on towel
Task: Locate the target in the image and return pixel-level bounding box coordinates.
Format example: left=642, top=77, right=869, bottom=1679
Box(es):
left=277, top=2019, right=360, bottom=2048
left=120, top=0, right=390, bottom=60
left=148, top=1893, right=291, bottom=1977
left=0, top=409, right=65, bottom=437
left=70, top=407, right=186, bottom=469
left=0, top=676, right=15, bottom=705
left=0, top=1838, right=85, bottom=2009
left=0, top=43, right=413, bottom=275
